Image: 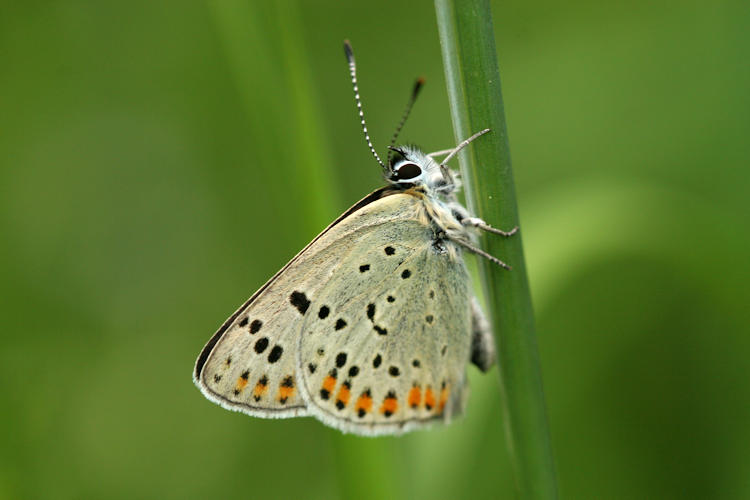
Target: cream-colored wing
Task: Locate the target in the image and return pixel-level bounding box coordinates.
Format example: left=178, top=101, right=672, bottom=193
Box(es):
left=194, top=188, right=411, bottom=418
left=296, top=193, right=473, bottom=436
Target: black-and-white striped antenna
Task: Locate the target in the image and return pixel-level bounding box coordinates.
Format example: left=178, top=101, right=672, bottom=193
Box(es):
left=386, top=77, right=425, bottom=166
left=344, top=40, right=387, bottom=171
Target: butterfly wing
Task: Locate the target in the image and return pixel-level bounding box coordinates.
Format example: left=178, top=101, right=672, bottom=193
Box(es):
left=194, top=188, right=410, bottom=418
left=296, top=193, right=473, bottom=436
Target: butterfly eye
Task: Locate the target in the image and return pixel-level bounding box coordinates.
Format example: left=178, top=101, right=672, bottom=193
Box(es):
left=394, top=163, right=422, bottom=181
left=389, top=149, right=406, bottom=168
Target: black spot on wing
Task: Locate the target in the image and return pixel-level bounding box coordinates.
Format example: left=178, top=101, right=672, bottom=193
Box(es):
left=367, top=303, right=375, bottom=321
left=373, top=354, right=382, bottom=368
left=373, top=325, right=387, bottom=335
left=268, top=345, right=283, bottom=363
left=335, top=352, right=347, bottom=368
left=401, top=269, right=411, bottom=279
left=359, top=264, right=370, bottom=272
left=289, top=291, right=310, bottom=315
left=238, top=317, right=249, bottom=327
left=384, top=246, right=395, bottom=255
left=318, top=306, right=330, bottom=319
left=250, top=319, right=263, bottom=334
left=335, top=318, right=347, bottom=330
left=254, top=337, right=269, bottom=354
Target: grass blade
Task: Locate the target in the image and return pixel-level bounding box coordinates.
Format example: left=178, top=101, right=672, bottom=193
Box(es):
left=435, top=1, right=559, bottom=498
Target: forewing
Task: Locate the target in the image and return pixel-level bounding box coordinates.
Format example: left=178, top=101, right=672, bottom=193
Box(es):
left=194, top=188, right=400, bottom=417
left=297, top=194, right=473, bottom=436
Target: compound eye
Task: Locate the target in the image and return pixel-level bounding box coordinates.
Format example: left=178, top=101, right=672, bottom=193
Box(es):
left=389, top=149, right=406, bottom=168
left=394, top=162, right=422, bottom=180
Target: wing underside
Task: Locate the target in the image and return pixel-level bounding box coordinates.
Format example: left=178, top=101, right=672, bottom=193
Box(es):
left=194, top=190, right=473, bottom=435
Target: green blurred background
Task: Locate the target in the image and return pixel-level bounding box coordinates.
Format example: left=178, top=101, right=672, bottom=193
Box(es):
left=2, top=1, right=749, bottom=499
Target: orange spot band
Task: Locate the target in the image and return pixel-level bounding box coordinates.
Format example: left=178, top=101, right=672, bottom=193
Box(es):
left=235, top=377, right=248, bottom=393
left=424, top=386, right=436, bottom=410
left=322, top=375, right=337, bottom=393
left=408, top=385, right=421, bottom=409
left=253, top=381, right=268, bottom=399
left=380, top=395, right=398, bottom=416
left=336, top=383, right=351, bottom=407
left=278, top=385, right=295, bottom=401
left=355, top=391, right=373, bottom=414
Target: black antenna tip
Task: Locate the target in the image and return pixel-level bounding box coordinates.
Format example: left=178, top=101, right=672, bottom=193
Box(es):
left=343, top=40, right=354, bottom=62
left=413, top=77, right=426, bottom=97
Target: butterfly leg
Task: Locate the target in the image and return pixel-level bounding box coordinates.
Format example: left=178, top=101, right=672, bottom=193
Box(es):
left=470, top=297, right=496, bottom=372
left=462, top=217, right=519, bottom=237
left=426, top=147, right=453, bottom=158
left=450, top=237, right=512, bottom=269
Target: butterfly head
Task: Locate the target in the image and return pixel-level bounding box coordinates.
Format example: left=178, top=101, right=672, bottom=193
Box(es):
left=386, top=145, right=456, bottom=195
left=342, top=40, right=486, bottom=198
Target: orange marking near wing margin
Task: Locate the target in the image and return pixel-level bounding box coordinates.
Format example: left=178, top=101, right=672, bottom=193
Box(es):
left=336, top=381, right=351, bottom=408
left=408, top=385, right=421, bottom=409
left=235, top=376, right=248, bottom=393
left=424, top=386, right=436, bottom=411
left=278, top=376, right=295, bottom=402
left=322, top=374, right=337, bottom=394
left=355, top=390, right=373, bottom=416
left=253, top=379, right=268, bottom=400
left=380, top=391, right=398, bottom=416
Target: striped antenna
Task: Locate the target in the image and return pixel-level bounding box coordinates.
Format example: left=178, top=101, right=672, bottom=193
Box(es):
left=344, top=40, right=387, bottom=171
left=386, top=77, right=425, bottom=166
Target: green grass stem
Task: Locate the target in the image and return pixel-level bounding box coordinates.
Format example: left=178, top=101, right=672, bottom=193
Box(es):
left=435, top=1, right=559, bottom=498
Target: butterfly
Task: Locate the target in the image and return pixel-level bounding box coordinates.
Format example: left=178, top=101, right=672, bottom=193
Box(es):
left=193, top=40, right=517, bottom=436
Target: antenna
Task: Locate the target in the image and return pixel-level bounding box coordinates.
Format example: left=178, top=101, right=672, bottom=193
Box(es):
left=343, top=40, right=387, bottom=171
left=386, top=77, right=425, bottom=166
